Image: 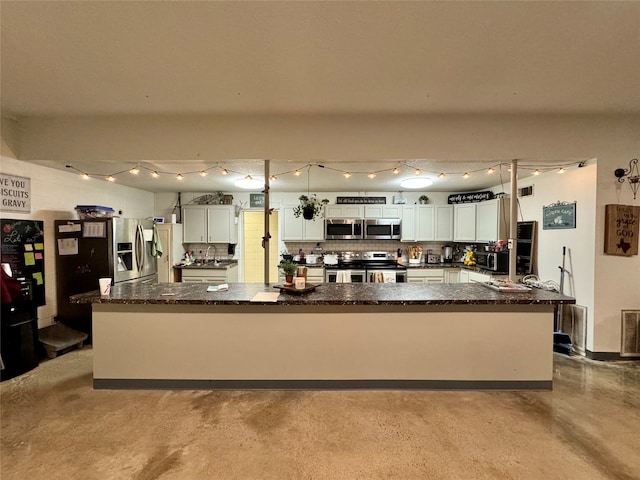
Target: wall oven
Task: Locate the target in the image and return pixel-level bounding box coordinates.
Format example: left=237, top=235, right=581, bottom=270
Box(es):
left=325, top=219, right=363, bottom=240
left=363, top=219, right=401, bottom=240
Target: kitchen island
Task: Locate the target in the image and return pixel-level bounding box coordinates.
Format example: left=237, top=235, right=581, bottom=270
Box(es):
left=72, top=282, right=575, bottom=391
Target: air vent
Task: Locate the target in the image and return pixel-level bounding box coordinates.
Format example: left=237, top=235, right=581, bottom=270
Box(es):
left=621, top=310, right=640, bottom=357
left=518, top=185, right=534, bottom=197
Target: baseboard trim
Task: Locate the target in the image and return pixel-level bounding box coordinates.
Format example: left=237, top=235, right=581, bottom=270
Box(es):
left=93, top=378, right=552, bottom=391
left=585, top=350, right=639, bottom=361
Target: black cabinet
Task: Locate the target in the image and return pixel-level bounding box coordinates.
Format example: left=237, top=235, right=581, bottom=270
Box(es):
left=1, top=302, right=39, bottom=381
left=516, top=221, right=537, bottom=275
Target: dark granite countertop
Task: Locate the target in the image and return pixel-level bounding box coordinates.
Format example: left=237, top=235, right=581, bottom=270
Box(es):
left=70, top=282, right=575, bottom=306
left=175, top=260, right=238, bottom=270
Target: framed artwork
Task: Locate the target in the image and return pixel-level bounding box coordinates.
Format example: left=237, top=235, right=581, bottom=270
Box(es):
left=543, top=202, right=576, bottom=230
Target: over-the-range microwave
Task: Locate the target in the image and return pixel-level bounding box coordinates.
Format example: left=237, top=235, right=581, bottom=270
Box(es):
left=325, top=218, right=363, bottom=240
left=364, top=218, right=401, bottom=240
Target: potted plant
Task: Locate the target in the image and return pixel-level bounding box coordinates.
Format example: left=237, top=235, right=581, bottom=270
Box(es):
left=293, top=194, right=329, bottom=220
left=280, top=260, right=298, bottom=285
left=419, top=195, right=429, bottom=204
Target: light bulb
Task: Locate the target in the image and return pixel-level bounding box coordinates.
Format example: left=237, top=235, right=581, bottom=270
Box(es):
left=81, top=173, right=90, bottom=180
left=438, top=172, right=446, bottom=179
left=220, top=169, right=228, bottom=175
left=199, top=170, right=208, bottom=177
left=392, top=167, right=401, bottom=175
left=269, top=175, right=277, bottom=181
left=343, top=172, right=351, bottom=178
left=463, top=172, right=471, bottom=179
left=151, top=171, right=160, bottom=178
left=294, top=170, right=301, bottom=176
left=129, top=167, right=139, bottom=175
left=558, top=167, right=566, bottom=174
left=106, top=175, right=115, bottom=182
left=487, top=167, right=495, bottom=175
left=414, top=168, right=421, bottom=175
left=368, top=172, right=376, bottom=179
left=533, top=169, right=541, bottom=176
left=176, top=173, right=184, bottom=180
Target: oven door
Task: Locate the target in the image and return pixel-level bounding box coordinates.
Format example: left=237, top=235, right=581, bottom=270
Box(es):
left=325, top=219, right=363, bottom=240
left=364, top=219, right=401, bottom=240
left=367, top=269, right=406, bottom=283
left=325, top=269, right=366, bottom=283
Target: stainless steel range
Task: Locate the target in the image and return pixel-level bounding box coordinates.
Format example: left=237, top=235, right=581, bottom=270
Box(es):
left=324, top=251, right=407, bottom=283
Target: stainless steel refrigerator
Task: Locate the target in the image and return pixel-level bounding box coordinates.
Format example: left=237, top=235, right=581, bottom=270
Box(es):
left=54, top=217, right=158, bottom=340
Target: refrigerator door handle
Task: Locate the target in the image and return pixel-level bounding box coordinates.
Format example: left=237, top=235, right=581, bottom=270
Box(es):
left=135, top=224, right=144, bottom=272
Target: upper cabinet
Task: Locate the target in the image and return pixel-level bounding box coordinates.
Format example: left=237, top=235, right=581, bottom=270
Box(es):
left=182, top=205, right=238, bottom=244
left=363, top=205, right=402, bottom=219
left=325, top=205, right=364, bottom=218
left=402, top=204, right=452, bottom=242
left=453, top=198, right=510, bottom=243
left=475, top=198, right=510, bottom=243
left=453, top=203, right=477, bottom=242
left=281, top=206, right=325, bottom=241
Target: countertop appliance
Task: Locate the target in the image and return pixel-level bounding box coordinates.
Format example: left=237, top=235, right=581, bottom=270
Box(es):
left=325, top=251, right=406, bottom=283
left=474, top=250, right=509, bottom=272
left=442, top=245, right=454, bottom=263
left=325, top=218, right=363, bottom=240
left=54, top=218, right=158, bottom=340
left=363, top=218, right=401, bottom=240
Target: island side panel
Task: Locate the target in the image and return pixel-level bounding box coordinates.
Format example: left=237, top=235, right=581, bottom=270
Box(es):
left=92, top=304, right=554, bottom=389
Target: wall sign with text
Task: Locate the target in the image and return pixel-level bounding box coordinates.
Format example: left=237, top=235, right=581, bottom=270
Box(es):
left=0, top=173, right=31, bottom=213
left=604, top=204, right=639, bottom=256
left=447, top=191, right=494, bottom=204
left=543, top=201, right=577, bottom=230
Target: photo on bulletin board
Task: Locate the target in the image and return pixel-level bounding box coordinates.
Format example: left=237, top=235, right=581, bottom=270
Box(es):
left=543, top=202, right=577, bottom=230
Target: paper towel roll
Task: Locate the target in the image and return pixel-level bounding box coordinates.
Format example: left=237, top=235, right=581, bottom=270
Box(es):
left=171, top=213, right=177, bottom=223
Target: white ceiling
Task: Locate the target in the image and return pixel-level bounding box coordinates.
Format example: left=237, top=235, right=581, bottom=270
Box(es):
left=1, top=1, right=638, bottom=193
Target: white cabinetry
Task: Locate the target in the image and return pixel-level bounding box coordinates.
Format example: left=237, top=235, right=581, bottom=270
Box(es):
left=475, top=198, right=510, bottom=243
left=281, top=207, right=324, bottom=241
left=434, top=205, right=454, bottom=241
left=182, top=206, right=238, bottom=244
left=364, top=205, right=402, bottom=219
left=325, top=205, right=364, bottom=218
left=156, top=224, right=185, bottom=283
left=401, top=206, right=416, bottom=241
left=459, top=269, right=470, bottom=283
left=181, top=265, right=238, bottom=283
left=415, top=205, right=435, bottom=241
left=406, top=268, right=444, bottom=283
left=468, top=271, right=492, bottom=284
left=453, top=204, right=477, bottom=242
left=443, top=269, right=460, bottom=283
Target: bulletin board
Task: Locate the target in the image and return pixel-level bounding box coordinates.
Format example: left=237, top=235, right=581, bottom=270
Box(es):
left=0, top=218, right=46, bottom=305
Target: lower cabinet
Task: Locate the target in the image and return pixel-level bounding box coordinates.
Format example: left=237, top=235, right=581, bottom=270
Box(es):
left=443, top=269, right=460, bottom=283
left=181, top=265, right=238, bottom=283
left=278, top=266, right=324, bottom=284
left=458, top=269, right=491, bottom=284
left=407, top=269, right=444, bottom=283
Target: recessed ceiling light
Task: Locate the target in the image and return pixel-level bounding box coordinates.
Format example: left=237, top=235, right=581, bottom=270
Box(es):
left=400, top=177, right=433, bottom=189
left=235, top=176, right=263, bottom=189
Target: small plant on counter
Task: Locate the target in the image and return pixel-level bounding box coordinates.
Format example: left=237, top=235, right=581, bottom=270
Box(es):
left=280, top=260, right=298, bottom=284
left=293, top=194, right=329, bottom=220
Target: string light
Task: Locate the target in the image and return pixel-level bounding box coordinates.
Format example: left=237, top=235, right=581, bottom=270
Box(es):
left=176, top=173, right=184, bottom=180
left=151, top=171, right=160, bottom=178
left=414, top=168, right=421, bottom=175
left=294, top=170, right=302, bottom=176
left=199, top=170, right=208, bottom=177
left=106, top=175, right=115, bottom=182
left=220, top=168, right=228, bottom=175
left=81, top=173, right=90, bottom=180
left=438, top=172, right=446, bottom=179
left=129, top=167, right=140, bottom=175
left=343, top=172, right=351, bottom=178
left=269, top=175, right=277, bottom=182
left=558, top=167, right=566, bottom=174
left=463, top=172, right=471, bottom=179
left=487, top=167, right=495, bottom=174
left=533, top=169, right=541, bottom=176
left=368, top=172, right=376, bottom=179
left=392, top=167, right=401, bottom=175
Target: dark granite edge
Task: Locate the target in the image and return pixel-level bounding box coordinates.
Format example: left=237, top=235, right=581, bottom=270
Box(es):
left=94, top=378, right=552, bottom=391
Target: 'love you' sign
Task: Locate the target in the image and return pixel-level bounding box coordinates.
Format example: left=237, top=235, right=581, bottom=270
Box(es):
left=0, top=174, right=31, bottom=213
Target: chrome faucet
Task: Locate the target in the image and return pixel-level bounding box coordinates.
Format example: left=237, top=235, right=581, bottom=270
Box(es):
left=205, top=245, right=213, bottom=262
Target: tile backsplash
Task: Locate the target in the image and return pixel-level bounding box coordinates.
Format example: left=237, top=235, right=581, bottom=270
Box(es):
left=284, top=241, right=465, bottom=261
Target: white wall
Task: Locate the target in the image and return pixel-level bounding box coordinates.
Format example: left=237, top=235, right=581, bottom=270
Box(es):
left=0, top=144, right=155, bottom=327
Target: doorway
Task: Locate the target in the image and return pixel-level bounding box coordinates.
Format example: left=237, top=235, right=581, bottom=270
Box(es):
left=243, top=211, right=279, bottom=282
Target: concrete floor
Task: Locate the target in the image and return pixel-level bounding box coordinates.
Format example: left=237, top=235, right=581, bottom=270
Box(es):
left=1, top=348, right=639, bottom=480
